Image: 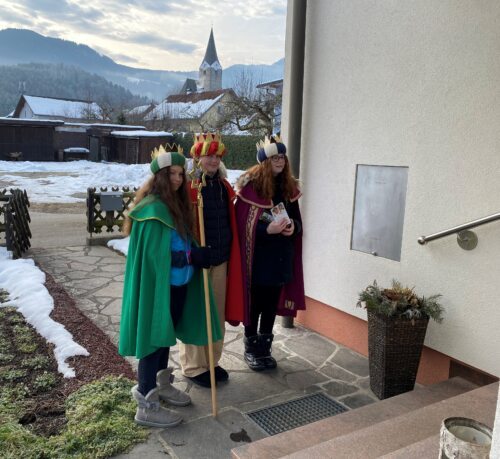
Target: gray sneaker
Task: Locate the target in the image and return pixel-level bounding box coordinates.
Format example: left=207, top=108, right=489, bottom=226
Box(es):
left=131, top=385, right=182, bottom=428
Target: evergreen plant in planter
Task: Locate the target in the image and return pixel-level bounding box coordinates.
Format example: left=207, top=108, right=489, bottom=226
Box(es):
left=357, top=280, right=444, bottom=400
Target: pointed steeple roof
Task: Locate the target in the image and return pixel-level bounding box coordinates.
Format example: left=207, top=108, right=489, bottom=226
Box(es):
left=202, top=28, right=220, bottom=66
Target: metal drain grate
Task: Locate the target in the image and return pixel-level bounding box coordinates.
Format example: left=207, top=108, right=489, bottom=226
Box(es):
left=246, top=392, right=348, bottom=436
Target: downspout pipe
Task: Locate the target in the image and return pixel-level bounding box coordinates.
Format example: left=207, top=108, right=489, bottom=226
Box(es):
left=281, top=0, right=307, bottom=328
left=282, top=0, right=307, bottom=178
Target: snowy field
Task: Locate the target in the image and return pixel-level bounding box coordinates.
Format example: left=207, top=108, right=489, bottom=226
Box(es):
left=0, top=160, right=244, bottom=203
left=0, top=160, right=244, bottom=376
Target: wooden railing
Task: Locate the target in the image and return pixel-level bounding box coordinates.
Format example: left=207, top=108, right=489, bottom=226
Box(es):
left=86, top=187, right=137, bottom=235
left=0, top=189, right=31, bottom=258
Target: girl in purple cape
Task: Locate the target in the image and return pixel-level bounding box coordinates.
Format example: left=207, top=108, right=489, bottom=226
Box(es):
left=235, top=135, right=305, bottom=371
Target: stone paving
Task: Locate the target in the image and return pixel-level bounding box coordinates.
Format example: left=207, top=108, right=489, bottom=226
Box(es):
left=30, top=244, right=378, bottom=458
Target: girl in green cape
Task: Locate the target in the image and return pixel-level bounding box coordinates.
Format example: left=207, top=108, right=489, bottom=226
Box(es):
left=119, top=146, right=221, bottom=428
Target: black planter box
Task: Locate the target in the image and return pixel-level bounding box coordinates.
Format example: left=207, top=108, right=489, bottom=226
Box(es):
left=368, top=311, right=429, bottom=399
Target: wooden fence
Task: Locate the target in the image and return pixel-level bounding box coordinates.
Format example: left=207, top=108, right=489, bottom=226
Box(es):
left=86, top=187, right=137, bottom=235
left=0, top=189, right=32, bottom=259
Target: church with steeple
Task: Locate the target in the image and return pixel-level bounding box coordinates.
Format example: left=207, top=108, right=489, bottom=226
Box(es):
left=144, top=28, right=236, bottom=132
left=179, top=28, right=222, bottom=94
left=198, top=28, right=222, bottom=91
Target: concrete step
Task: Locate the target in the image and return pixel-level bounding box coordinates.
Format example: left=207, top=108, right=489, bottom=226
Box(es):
left=281, top=382, right=498, bottom=459
left=378, top=435, right=439, bottom=458
left=231, top=377, right=477, bottom=459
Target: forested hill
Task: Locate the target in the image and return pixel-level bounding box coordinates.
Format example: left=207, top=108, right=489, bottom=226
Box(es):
left=0, top=28, right=196, bottom=101
left=0, top=29, right=284, bottom=102
left=0, top=63, right=150, bottom=118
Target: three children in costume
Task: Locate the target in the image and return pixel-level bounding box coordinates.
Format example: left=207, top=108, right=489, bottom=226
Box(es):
left=119, top=134, right=304, bottom=427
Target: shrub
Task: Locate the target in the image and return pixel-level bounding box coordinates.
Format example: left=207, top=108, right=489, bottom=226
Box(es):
left=357, top=280, right=444, bottom=323
left=173, top=133, right=261, bottom=170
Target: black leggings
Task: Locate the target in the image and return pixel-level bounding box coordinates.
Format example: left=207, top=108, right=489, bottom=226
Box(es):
left=138, top=285, right=187, bottom=395
left=244, top=284, right=281, bottom=337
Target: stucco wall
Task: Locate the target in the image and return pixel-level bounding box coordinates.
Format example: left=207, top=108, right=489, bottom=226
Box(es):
left=294, top=0, right=500, bottom=375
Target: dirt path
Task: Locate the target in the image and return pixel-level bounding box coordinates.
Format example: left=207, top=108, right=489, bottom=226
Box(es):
left=29, top=202, right=86, bottom=214
left=1, top=172, right=112, bottom=248
left=26, top=202, right=90, bottom=249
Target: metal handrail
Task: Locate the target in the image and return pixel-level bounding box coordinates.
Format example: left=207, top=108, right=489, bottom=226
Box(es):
left=418, top=212, right=500, bottom=245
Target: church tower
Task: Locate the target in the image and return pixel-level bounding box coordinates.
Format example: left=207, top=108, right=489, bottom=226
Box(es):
left=199, top=28, right=222, bottom=91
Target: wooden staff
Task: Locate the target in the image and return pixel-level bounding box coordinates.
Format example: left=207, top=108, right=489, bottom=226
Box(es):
left=191, top=164, right=218, bottom=417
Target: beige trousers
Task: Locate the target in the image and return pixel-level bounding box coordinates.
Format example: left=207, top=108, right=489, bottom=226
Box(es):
left=180, top=262, right=227, bottom=377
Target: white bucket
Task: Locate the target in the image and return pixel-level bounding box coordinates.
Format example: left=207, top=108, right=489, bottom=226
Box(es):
left=439, top=417, right=492, bottom=458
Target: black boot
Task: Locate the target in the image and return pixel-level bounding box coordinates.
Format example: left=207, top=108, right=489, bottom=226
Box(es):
left=244, top=336, right=266, bottom=371
left=259, top=334, right=277, bottom=369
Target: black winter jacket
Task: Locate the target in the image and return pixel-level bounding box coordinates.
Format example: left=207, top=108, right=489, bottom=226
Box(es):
left=201, top=171, right=232, bottom=267
left=251, top=175, right=301, bottom=286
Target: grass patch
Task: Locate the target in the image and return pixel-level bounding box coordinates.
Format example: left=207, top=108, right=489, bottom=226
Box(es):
left=0, top=353, right=15, bottom=364
left=1, top=367, right=29, bottom=382
left=0, top=376, right=148, bottom=458
left=33, top=372, right=57, bottom=393
left=21, top=355, right=51, bottom=370
left=12, top=324, right=39, bottom=354
left=1, top=376, right=148, bottom=458
left=0, top=305, right=148, bottom=458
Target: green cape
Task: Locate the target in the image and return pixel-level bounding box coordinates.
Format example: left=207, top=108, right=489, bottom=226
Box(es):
left=119, top=194, right=222, bottom=359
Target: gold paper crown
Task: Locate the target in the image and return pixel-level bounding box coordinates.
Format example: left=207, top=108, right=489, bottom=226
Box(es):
left=151, top=143, right=184, bottom=160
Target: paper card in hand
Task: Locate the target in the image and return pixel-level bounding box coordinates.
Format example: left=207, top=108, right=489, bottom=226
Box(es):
left=259, top=211, right=274, bottom=224
left=270, top=202, right=291, bottom=225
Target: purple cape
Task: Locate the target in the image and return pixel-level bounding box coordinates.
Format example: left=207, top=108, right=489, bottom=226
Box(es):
left=235, top=181, right=306, bottom=323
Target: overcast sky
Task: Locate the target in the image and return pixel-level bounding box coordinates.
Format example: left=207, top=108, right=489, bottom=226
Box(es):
left=0, top=0, right=287, bottom=71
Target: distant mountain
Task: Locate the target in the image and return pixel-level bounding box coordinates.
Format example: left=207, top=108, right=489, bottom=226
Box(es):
left=0, top=63, right=149, bottom=117
left=0, top=29, right=195, bottom=101
left=0, top=29, right=284, bottom=101
left=223, top=59, right=285, bottom=88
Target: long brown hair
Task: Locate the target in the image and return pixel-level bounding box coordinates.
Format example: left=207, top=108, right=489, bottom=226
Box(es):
left=246, top=157, right=297, bottom=201
left=123, top=167, right=194, bottom=238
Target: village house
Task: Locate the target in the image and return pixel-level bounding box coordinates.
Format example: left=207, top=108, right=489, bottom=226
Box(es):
left=0, top=116, right=170, bottom=163
left=144, top=88, right=235, bottom=132
left=256, top=79, right=283, bottom=134
left=13, top=95, right=103, bottom=123
left=123, top=102, right=156, bottom=125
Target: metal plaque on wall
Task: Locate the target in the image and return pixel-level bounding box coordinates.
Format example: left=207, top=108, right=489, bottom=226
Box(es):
left=351, top=165, right=409, bottom=261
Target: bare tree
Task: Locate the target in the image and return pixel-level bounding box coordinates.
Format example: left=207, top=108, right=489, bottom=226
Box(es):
left=218, top=69, right=281, bottom=136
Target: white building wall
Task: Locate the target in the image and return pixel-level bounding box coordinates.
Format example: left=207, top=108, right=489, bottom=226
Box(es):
left=492, top=386, right=500, bottom=457
left=21, top=104, right=33, bottom=119
left=296, top=0, right=500, bottom=375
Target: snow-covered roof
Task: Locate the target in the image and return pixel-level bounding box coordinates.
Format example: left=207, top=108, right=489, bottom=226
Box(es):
left=22, top=95, right=102, bottom=118
left=145, top=91, right=226, bottom=121
left=256, top=79, right=284, bottom=89
left=124, top=104, right=155, bottom=116
left=0, top=117, right=65, bottom=125
left=65, top=122, right=146, bottom=129
left=110, top=130, right=172, bottom=137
